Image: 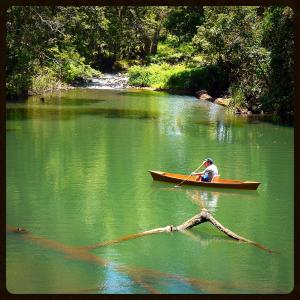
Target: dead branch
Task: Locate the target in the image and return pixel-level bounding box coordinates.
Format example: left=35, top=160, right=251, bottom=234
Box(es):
left=7, top=224, right=271, bottom=293
left=81, top=208, right=274, bottom=253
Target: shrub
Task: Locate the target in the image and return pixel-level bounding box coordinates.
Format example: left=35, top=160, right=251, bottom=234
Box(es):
left=228, top=84, right=246, bottom=108
left=29, top=67, right=68, bottom=95
left=128, top=63, right=187, bottom=89
left=147, top=38, right=197, bottom=65
left=6, top=73, right=31, bottom=98
left=49, top=47, right=101, bottom=83
left=167, top=64, right=228, bottom=94
left=128, top=63, right=228, bottom=94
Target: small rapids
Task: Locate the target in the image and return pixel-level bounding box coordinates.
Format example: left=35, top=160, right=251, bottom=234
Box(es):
left=86, top=73, right=129, bottom=89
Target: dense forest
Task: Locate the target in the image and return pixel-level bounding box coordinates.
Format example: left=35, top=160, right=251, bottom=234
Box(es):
left=6, top=6, right=294, bottom=117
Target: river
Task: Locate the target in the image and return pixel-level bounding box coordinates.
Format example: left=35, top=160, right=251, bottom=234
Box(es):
left=6, top=87, right=294, bottom=294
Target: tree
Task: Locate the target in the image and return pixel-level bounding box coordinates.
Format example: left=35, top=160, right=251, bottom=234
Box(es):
left=193, top=7, right=270, bottom=110
left=6, top=6, right=62, bottom=97
left=261, top=6, right=294, bottom=115
left=165, top=6, right=204, bottom=43
left=192, top=6, right=294, bottom=115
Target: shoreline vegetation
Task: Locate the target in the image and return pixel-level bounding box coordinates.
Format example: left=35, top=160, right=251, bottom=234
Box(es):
left=6, top=6, right=293, bottom=124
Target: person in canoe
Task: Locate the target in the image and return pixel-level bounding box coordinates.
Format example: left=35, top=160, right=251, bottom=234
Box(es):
left=192, top=158, right=219, bottom=182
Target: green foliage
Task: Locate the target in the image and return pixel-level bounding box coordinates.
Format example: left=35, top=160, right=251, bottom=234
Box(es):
left=148, top=42, right=184, bottom=64
left=128, top=66, right=152, bottom=87
left=6, top=5, right=294, bottom=117
left=6, top=6, right=171, bottom=97
left=128, top=63, right=187, bottom=88
left=147, top=38, right=197, bottom=65
left=6, top=73, right=31, bottom=98
left=167, top=64, right=228, bottom=94
left=49, top=48, right=101, bottom=83
left=112, top=60, right=130, bottom=71
left=228, top=84, right=246, bottom=108
left=192, top=6, right=293, bottom=114
left=165, top=6, right=204, bottom=42
left=100, top=6, right=169, bottom=61
left=128, top=63, right=228, bottom=93
left=261, top=6, right=294, bottom=114
left=30, top=67, right=65, bottom=95
left=112, top=59, right=142, bottom=72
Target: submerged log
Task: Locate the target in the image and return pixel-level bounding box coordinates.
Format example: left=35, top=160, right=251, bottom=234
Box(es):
left=6, top=224, right=240, bottom=293
left=82, top=208, right=274, bottom=254
left=7, top=209, right=277, bottom=294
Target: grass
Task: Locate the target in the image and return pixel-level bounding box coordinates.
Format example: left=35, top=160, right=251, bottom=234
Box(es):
left=128, top=62, right=228, bottom=95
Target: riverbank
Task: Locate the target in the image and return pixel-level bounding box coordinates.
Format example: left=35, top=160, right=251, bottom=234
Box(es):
left=8, top=72, right=292, bottom=126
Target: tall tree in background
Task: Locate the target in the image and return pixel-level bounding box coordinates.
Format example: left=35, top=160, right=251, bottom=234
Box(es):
left=165, top=6, right=204, bottom=43
left=192, top=6, right=294, bottom=114
left=261, top=6, right=294, bottom=114
left=193, top=6, right=270, bottom=111
left=102, top=6, right=168, bottom=61
left=6, top=6, right=63, bottom=96
left=6, top=5, right=294, bottom=116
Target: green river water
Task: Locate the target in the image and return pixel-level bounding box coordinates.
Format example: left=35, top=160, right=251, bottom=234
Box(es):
left=6, top=88, right=294, bottom=294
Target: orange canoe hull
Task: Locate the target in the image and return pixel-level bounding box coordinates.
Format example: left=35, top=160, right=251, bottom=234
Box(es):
left=149, top=170, right=260, bottom=190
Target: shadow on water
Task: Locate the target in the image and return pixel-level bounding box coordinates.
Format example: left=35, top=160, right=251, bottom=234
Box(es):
left=6, top=127, right=20, bottom=132
left=193, top=113, right=293, bottom=129
left=115, top=89, right=167, bottom=97
left=194, top=117, right=260, bottom=128
left=6, top=106, right=160, bottom=121
left=41, top=98, right=107, bottom=105
left=223, top=113, right=293, bottom=127
left=150, top=181, right=259, bottom=198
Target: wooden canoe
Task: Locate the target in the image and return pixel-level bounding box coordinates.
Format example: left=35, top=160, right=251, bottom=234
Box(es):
left=149, top=170, right=260, bottom=190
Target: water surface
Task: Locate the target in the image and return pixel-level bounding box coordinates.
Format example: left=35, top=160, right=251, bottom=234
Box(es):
left=6, top=88, right=294, bottom=294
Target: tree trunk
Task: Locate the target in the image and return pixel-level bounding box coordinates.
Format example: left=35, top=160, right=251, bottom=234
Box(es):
left=150, top=27, right=160, bottom=55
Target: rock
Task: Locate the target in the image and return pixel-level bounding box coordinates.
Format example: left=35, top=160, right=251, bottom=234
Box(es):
left=214, top=98, right=231, bottom=107
left=195, top=90, right=208, bottom=97
left=195, top=90, right=214, bottom=101
left=199, top=94, right=213, bottom=101
left=195, top=90, right=214, bottom=102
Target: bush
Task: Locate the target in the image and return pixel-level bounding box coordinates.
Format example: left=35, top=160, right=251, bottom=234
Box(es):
left=49, top=47, right=101, bottom=83
left=29, top=67, right=68, bottom=95
left=6, top=72, right=31, bottom=98
left=128, top=63, right=187, bottom=88
left=228, top=84, right=246, bottom=109
left=147, top=38, right=197, bottom=65
left=167, top=64, right=228, bottom=94
left=112, top=59, right=142, bottom=72
left=128, top=63, right=229, bottom=94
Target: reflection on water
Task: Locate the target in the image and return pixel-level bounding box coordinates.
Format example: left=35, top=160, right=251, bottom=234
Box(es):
left=162, top=118, right=184, bottom=137
left=216, top=121, right=232, bottom=143
left=6, top=106, right=159, bottom=121
left=185, top=189, right=220, bottom=212
left=28, top=95, right=107, bottom=105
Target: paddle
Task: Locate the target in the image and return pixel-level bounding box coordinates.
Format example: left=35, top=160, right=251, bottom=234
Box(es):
left=174, top=161, right=205, bottom=188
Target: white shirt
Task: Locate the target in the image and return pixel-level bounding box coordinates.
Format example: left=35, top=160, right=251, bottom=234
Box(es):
left=203, top=164, right=219, bottom=181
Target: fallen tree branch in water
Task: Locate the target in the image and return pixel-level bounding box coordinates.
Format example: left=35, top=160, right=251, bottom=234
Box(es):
left=7, top=224, right=278, bottom=293
left=6, top=225, right=222, bottom=293
left=81, top=208, right=275, bottom=253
